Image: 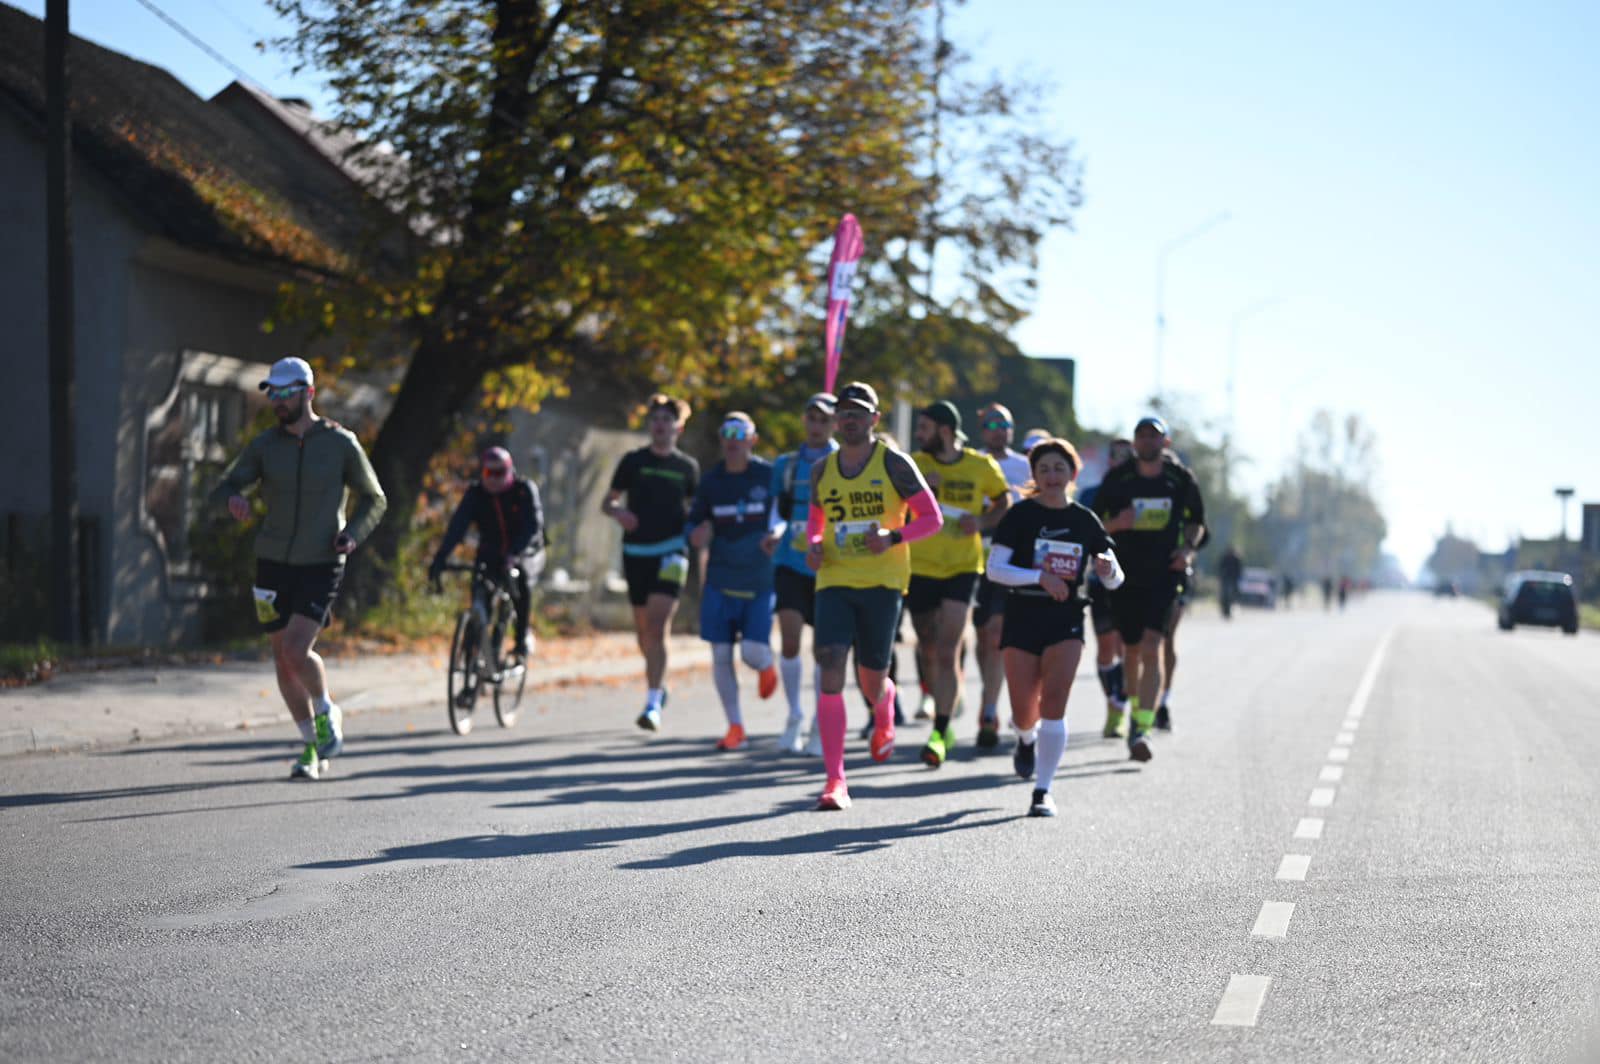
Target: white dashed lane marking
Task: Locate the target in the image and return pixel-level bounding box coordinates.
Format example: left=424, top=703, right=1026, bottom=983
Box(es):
left=1294, top=817, right=1324, bottom=840
left=1276, top=854, right=1311, bottom=881
left=1328, top=747, right=1350, bottom=762
left=1309, top=788, right=1336, bottom=807
left=1335, top=731, right=1355, bottom=745
left=1212, top=975, right=1273, bottom=1027
left=1319, top=765, right=1345, bottom=782
left=1251, top=901, right=1296, bottom=938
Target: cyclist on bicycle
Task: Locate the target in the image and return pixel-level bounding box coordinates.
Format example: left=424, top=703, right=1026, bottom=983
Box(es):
left=429, top=446, right=546, bottom=660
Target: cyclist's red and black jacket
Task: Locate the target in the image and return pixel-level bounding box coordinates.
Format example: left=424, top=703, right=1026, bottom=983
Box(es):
left=431, top=478, right=545, bottom=572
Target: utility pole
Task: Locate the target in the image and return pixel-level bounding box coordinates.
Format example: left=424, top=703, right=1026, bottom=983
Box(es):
left=47, top=0, right=80, bottom=645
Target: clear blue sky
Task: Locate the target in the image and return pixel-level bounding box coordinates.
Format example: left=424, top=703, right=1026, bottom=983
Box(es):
left=24, top=0, right=1599, bottom=574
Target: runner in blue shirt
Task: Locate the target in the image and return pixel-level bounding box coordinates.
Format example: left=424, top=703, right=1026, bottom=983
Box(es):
left=768, top=393, right=839, bottom=753
left=687, top=411, right=781, bottom=751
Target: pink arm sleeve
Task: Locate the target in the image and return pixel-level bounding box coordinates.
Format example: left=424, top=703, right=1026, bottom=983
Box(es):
left=807, top=502, right=828, bottom=546
left=898, top=489, right=943, bottom=544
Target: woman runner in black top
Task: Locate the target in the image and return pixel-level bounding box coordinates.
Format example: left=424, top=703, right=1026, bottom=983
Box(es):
left=986, top=438, right=1124, bottom=817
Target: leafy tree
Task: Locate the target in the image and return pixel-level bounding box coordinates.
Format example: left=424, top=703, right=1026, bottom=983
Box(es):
left=1257, top=410, right=1388, bottom=581
left=270, top=0, right=934, bottom=598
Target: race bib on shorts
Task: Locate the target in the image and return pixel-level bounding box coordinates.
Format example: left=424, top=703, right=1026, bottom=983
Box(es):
left=790, top=523, right=810, bottom=552
left=833, top=519, right=878, bottom=556
left=1132, top=498, right=1173, bottom=531
left=1033, top=539, right=1083, bottom=581
left=252, top=586, right=280, bottom=624
left=658, top=553, right=689, bottom=585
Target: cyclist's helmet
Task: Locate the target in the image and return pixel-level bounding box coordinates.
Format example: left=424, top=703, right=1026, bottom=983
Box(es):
left=481, top=446, right=514, bottom=494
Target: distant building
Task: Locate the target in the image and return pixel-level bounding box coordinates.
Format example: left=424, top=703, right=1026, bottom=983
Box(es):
left=0, top=3, right=401, bottom=644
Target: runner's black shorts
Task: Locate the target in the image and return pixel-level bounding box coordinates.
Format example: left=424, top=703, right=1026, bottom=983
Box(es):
left=622, top=551, right=686, bottom=607
left=253, top=558, right=344, bottom=633
left=774, top=565, right=817, bottom=626
left=1110, top=577, right=1183, bottom=645
left=1000, top=592, right=1087, bottom=656
left=905, top=571, right=980, bottom=615
left=1088, top=580, right=1116, bottom=636
left=814, top=585, right=903, bottom=672
left=972, top=574, right=1007, bottom=627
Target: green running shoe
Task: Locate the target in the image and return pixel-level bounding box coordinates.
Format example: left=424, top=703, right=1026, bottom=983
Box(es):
left=313, top=704, right=343, bottom=760
left=289, top=742, right=320, bottom=781
left=1102, top=704, right=1125, bottom=739
left=921, top=728, right=949, bottom=768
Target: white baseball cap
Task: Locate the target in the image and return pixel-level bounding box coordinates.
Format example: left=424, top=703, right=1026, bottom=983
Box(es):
left=260, top=356, right=314, bottom=391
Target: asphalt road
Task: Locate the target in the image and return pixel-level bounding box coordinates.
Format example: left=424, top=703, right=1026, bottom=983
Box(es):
left=4, top=594, right=1599, bottom=1063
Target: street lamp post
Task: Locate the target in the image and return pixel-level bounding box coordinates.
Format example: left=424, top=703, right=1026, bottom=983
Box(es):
left=1556, top=487, right=1575, bottom=542
left=1153, top=210, right=1231, bottom=400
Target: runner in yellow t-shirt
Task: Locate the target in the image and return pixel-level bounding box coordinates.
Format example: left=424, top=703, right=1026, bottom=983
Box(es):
left=907, top=400, right=1011, bottom=768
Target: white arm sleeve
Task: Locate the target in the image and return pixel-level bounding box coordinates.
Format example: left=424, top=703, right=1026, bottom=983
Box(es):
left=1098, top=549, right=1126, bottom=590
left=986, top=543, right=1042, bottom=588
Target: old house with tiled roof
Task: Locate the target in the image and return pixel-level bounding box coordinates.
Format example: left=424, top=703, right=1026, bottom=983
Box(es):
left=0, top=1, right=401, bottom=644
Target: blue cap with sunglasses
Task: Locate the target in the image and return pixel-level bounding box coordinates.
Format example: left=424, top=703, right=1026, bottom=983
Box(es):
left=719, top=412, right=756, bottom=440
left=260, top=356, right=313, bottom=393
left=1134, top=415, right=1169, bottom=436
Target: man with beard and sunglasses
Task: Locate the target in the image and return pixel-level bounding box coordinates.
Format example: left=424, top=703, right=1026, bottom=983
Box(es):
left=1092, top=416, right=1206, bottom=762
left=210, top=357, right=387, bottom=781
left=428, top=446, right=547, bottom=667
left=805, top=382, right=942, bottom=810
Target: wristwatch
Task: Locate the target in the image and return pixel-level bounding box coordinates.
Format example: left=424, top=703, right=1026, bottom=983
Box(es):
left=888, top=529, right=904, bottom=546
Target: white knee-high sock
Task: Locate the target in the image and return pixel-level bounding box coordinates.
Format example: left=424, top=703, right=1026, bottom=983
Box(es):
left=1036, top=718, right=1067, bottom=792
left=741, top=640, right=773, bottom=672
left=780, top=654, right=804, bottom=721
left=712, top=643, right=742, bottom=726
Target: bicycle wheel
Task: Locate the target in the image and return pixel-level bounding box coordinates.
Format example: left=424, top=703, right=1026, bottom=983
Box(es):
left=493, top=644, right=528, bottom=729
left=447, top=610, right=480, bottom=735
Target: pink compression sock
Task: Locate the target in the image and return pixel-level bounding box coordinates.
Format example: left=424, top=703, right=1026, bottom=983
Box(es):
left=818, top=691, right=847, bottom=782
left=874, top=678, right=897, bottom=731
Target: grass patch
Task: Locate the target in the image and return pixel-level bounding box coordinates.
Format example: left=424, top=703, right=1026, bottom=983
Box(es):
left=0, top=639, right=64, bottom=684
left=1583, top=604, right=1600, bottom=631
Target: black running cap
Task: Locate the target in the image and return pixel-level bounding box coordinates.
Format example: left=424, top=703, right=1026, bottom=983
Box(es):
left=837, top=381, right=879, bottom=412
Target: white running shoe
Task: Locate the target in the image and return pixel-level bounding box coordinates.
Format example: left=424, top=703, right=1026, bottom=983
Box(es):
left=779, top=716, right=806, bottom=754
left=803, top=725, right=823, bottom=757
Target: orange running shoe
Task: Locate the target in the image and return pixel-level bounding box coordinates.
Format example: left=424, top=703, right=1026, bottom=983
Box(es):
left=816, top=778, right=851, bottom=810
left=714, top=724, right=748, bottom=751
left=758, top=664, right=779, bottom=699
left=870, top=721, right=895, bottom=763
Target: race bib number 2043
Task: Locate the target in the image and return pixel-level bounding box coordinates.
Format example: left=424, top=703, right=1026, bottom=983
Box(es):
left=1034, top=539, right=1083, bottom=581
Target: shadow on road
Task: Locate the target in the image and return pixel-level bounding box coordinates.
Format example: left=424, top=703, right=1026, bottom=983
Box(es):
left=619, top=809, right=1013, bottom=868
left=294, top=810, right=796, bottom=869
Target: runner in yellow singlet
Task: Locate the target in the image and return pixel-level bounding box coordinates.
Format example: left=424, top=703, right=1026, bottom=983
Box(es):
left=804, top=382, right=943, bottom=811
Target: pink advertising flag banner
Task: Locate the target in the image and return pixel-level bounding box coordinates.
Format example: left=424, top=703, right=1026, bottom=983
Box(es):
left=822, top=214, right=864, bottom=395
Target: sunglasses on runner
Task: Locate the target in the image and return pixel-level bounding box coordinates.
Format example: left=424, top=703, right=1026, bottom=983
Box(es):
left=265, top=384, right=307, bottom=401
left=482, top=466, right=509, bottom=479
left=719, top=421, right=753, bottom=440
left=982, top=418, right=1012, bottom=430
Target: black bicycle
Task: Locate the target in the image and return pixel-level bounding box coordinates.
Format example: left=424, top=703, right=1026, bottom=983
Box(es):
left=440, top=561, right=529, bottom=735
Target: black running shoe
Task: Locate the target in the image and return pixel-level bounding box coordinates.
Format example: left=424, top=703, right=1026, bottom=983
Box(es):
left=976, top=715, right=1001, bottom=750
left=1028, top=789, right=1057, bottom=817
left=1154, top=703, right=1171, bottom=731
left=1013, top=738, right=1036, bottom=780
left=1128, top=729, right=1153, bottom=763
